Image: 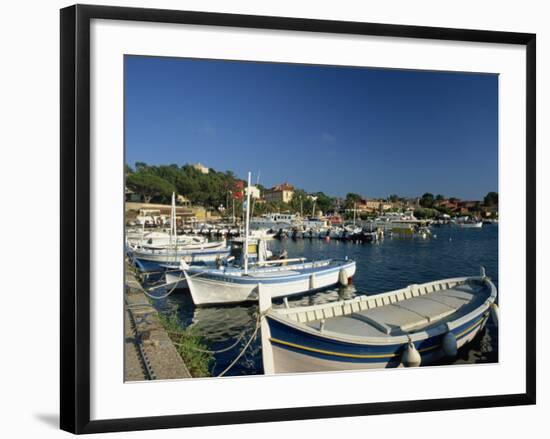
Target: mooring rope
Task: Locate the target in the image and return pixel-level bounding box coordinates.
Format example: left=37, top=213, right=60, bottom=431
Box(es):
left=141, top=271, right=185, bottom=300
left=170, top=327, right=249, bottom=354
left=216, top=313, right=262, bottom=377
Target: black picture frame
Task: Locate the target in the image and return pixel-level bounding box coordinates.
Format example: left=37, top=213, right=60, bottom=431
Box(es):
left=60, top=4, right=536, bottom=434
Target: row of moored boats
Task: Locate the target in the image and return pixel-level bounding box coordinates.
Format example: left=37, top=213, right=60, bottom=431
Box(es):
left=126, top=176, right=498, bottom=373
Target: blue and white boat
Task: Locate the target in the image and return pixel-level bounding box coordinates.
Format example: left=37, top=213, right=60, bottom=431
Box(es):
left=177, top=172, right=356, bottom=306
left=260, top=267, right=498, bottom=373
left=127, top=192, right=230, bottom=272
left=130, top=242, right=231, bottom=272
left=183, top=258, right=356, bottom=305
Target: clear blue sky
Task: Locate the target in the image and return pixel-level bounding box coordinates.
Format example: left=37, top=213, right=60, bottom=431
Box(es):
left=125, top=56, right=498, bottom=200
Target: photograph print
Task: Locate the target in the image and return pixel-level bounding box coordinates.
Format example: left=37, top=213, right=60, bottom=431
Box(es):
left=124, top=55, right=499, bottom=380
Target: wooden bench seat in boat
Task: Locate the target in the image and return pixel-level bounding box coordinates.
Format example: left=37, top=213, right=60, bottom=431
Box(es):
left=305, top=282, right=487, bottom=337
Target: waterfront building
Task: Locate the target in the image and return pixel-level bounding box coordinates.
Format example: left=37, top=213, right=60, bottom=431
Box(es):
left=264, top=183, right=294, bottom=203
left=245, top=185, right=261, bottom=199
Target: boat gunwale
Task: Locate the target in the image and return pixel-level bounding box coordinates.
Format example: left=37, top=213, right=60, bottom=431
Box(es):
left=184, top=259, right=356, bottom=284
left=266, top=276, right=497, bottom=346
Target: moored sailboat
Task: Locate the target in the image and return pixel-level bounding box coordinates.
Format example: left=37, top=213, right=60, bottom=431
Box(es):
left=181, top=172, right=357, bottom=306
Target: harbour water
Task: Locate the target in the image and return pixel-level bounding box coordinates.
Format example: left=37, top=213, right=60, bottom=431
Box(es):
left=149, top=224, right=498, bottom=377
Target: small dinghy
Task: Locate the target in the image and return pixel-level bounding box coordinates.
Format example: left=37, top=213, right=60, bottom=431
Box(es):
left=260, top=267, right=497, bottom=374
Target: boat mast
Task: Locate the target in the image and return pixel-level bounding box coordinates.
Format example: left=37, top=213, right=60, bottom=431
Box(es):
left=353, top=202, right=356, bottom=226
left=244, top=172, right=252, bottom=274
left=171, top=192, right=177, bottom=259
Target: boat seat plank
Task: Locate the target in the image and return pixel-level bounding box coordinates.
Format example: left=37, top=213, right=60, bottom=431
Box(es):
left=392, top=296, right=457, bottom=322
left=302, top=282, right=490, bottom=338
left=308, top=316, right=388, bottom=338
left=353, top=306, right=426, bottom=334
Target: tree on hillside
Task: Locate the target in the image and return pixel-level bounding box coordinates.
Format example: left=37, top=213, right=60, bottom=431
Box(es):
left=483, top=191, right=498, bottom=206
left=388, top=194, right=400, bottom=203
left=419, top=192, right=435, bottom=208
left=311, top=192, right=334, bottom=214
left=126, top=172, right=175, bottom=204
left=134, top=161, right=149, bottom=173
left=344, top=193, right=362, bottom=210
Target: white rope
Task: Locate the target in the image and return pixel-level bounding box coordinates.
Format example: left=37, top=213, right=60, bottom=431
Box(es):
left=141, top=271, right=185, bottom=300
left=217, top=313, right=261, bottom=377
left=171, top=327, right=249, bottom=354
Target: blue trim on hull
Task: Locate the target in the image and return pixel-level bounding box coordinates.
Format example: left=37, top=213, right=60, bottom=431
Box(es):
left=187, top=260, right=355, bottom=285
left=267, top=312, right=487, bottom=364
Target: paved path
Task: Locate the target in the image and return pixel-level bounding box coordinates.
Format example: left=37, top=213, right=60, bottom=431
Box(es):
left=125, top=261, right=191, bottom=381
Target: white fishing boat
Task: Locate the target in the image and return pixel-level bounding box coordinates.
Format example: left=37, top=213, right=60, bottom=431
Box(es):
left=128, top=193, right=230, bottom=271
left=250, top=228, right=277, bottom=240
left=458, top=221, right=483, bottom=228
left=260, top=268, right=498, bottom=373
left=251, top=213, right=296, bottom=230
left=183, top=258, right=356, bottom=305
left=126, top=231, right=207, bottom=248
left=180, top=173, right=357, bottom=305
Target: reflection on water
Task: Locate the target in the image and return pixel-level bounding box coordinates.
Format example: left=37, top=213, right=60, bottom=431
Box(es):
left=148, top=224, right=498, bottom=376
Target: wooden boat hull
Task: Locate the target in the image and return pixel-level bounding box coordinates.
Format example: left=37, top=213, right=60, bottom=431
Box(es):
left=264, top=311, right=489, bottom=372
left=131, top=246, right=230, bottom=272
left=260, top=274, right=497, bottom=374
left=186, top=261, right=356, bottom=306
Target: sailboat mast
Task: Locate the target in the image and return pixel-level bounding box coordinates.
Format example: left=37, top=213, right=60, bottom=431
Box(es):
left=171, top=192, right=176, bottom=252
left=244, top=172, right=252, bottom=274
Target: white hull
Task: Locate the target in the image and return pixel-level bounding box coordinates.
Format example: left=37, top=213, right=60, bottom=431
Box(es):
left=458, top=222, right=483, bottom=228
left=130, top=241, right=228, bottom=264
left=185, top=262, right=356, bottom=305
left=165, top=272, right=188, bottom=289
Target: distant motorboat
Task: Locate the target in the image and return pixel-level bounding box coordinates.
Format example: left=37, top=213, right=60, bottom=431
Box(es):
left=454, top=217, right=483, bottom=228
left=458, top=222, right=483, bottom=228
left=260, top=268, right=497, bottom=373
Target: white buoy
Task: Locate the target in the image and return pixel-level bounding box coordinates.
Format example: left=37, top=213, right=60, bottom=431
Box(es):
left=480, top=266, right=487, bottom=278
left=442, top=331, right=458, bottom=358
left=490, top=303, right=500, bottom=326
left=401, top=342, right=421, bottom=367
left=338, top=269, right=349, bottom=286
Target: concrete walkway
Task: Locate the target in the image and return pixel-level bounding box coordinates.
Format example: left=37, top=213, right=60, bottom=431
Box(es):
left=125, top=260, right=191, bottom=381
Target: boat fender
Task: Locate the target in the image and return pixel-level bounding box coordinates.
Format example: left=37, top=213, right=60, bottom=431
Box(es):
left=401, top=342, right=421, bottom=367
left=490, top=303, right=500, bottom=326
left=320, top=319, right=326, bottom=333
left=480, top=266, right=486, bottom=279
left=442, top=331, right=458, bottom=358
left=339, top=269, right=349, bottom=287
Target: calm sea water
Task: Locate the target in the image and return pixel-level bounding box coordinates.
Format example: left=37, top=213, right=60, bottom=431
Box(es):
left=150, top=224, right=499, bottom=377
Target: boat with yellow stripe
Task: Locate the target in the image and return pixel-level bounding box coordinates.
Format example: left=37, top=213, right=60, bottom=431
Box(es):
left=259, top=267, right=498, bottom=373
